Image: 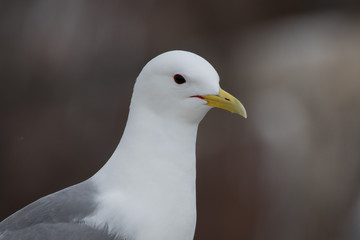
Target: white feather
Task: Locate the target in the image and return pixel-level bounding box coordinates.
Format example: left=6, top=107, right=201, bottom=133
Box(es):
left=84, top=50, right=220, bottom=240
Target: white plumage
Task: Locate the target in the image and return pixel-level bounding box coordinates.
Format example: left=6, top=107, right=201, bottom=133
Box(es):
left=0, top=50, right=246, bottom=240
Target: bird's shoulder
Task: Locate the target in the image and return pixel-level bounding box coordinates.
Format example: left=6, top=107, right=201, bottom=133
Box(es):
left=0, top=222, right=122, bottom=240
left=0, top=181, right=97, bottom=230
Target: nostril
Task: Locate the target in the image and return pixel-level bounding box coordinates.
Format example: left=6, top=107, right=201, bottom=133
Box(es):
left=225, top=98, right=230, bottom=101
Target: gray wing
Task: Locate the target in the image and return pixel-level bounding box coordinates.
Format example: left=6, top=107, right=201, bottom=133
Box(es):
left=0, top=181, right=124, bottom=240
left=0, top=223, right=117, bottom=240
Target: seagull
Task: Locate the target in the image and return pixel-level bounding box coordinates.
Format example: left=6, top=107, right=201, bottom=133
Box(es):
left=0, top=50, right=247, bottom=240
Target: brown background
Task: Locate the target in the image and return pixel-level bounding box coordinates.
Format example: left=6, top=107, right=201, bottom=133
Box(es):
left=1, top=1, right=360, bottom=239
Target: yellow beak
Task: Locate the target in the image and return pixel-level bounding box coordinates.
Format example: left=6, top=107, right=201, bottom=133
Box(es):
left=202, top=88, right=247, bottom=118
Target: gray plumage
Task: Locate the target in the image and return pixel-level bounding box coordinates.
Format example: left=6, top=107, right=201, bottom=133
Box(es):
left=0, top=181, right=123, bottom=240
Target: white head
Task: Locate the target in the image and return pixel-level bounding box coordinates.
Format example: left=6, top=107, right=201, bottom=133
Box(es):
left=89, top=51, right=246, bottom=240
left=130, top=50, right=246, bottom=124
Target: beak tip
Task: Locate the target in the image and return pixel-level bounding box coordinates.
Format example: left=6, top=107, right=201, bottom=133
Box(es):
left=237, top=105, right=247, bottom=119
left=239, top=112, right=247, bottom=119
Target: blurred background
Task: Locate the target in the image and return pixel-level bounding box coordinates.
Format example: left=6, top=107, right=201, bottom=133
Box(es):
left=1, top=0, right=360, bottom=239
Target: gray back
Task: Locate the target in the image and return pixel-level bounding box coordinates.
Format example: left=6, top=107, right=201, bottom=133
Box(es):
left=0, top=181, right=125, bottom=240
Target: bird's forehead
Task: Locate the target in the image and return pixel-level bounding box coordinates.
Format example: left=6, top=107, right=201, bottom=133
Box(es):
left=145, top=51, right=219, bottom=81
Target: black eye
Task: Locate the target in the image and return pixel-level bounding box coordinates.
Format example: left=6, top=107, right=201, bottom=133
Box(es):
left=174, top=74, right=186, bottom=84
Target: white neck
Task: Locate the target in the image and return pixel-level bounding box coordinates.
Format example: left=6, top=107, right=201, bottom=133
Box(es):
left=88, top=103, right=201, bottom=240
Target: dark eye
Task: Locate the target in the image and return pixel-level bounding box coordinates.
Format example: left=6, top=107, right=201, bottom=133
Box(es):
left=173, top=74, right=186, bottom=84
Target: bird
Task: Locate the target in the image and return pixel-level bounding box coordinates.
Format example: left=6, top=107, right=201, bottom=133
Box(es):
left=0, top=50, right=247, bottom=240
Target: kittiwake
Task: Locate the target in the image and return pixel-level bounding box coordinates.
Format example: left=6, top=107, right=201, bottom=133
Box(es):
left=0, top=50, right=247, bottom=240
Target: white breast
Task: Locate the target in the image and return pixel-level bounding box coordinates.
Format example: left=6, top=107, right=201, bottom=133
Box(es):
left=84, top=178, right=197, bottom=240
